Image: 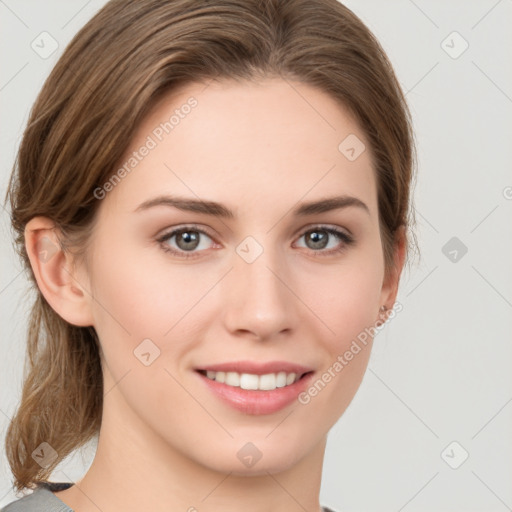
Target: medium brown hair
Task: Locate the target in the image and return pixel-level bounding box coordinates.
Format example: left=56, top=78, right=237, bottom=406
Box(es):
left=4, top=0, right=417, bottom=493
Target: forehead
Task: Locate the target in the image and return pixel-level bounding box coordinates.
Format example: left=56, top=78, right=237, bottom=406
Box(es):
left=101, top=78, right=377, bottom=218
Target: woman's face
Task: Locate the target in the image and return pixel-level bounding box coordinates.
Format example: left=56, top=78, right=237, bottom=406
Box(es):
left=81, top=78, right=400, bottom=475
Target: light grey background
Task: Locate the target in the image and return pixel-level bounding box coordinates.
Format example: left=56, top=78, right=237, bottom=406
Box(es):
left=1, top=1, right=511, bottom=511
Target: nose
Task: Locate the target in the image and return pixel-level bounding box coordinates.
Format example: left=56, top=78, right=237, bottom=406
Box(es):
left=221, top=241, right=299, bottom=341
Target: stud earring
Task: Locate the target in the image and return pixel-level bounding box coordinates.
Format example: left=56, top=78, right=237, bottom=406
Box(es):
left=377, top=305, right=389, bottom=327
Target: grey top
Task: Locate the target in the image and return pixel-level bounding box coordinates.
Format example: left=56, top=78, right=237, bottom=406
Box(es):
left=1, top=481, right=338, bottom=511
left=1, top=482, right=73, bottom=512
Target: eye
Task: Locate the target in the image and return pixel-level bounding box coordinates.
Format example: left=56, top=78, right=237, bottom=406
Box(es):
left=156, top=224, right=355, bottom=260
left=294, top=225, right=355, bottom=256
left=157, top=225, right=216, bottom=259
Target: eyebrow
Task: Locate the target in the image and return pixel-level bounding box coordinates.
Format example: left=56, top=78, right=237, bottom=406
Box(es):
left=134, top=194, right=370, bottom=218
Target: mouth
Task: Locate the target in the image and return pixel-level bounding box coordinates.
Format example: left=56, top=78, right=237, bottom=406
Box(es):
left=194, top=362, right=315, bottom=415
left=196, top=369, right=312, bottom=391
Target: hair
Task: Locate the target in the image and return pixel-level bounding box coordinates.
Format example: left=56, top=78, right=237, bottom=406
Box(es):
left=4, top=0, right=418, bottom=493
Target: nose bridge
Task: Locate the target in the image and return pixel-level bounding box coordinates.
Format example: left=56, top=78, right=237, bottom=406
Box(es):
left=222, top=234, right=297, bottom=338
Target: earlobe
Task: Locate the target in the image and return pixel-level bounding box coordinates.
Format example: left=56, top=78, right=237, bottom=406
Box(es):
left=24, top=216, right=94, bottom=327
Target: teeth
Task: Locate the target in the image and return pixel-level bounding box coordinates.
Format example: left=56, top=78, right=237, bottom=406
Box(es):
left=259, top=373, right=276, bottom=390
left=276, top=371, right=287, bottom=388
left=225, top=372, right=240, bottom=387
left=203, top=370, right=301, bottom=390
left=286, top=373, right=296, bottom=385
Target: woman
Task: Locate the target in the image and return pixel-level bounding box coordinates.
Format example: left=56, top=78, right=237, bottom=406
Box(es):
left=2, top=0, right=417, bottom=511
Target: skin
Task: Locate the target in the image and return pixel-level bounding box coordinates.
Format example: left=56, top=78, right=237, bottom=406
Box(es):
left=25, top=78, right=405, bottom=512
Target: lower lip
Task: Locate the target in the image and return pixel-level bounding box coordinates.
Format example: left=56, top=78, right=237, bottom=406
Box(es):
left=196, top=371, right=315, bottom=415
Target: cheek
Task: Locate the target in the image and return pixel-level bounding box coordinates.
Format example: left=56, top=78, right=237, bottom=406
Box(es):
left=307, top=252, right=384, bottom=411
left=296, top=263, right=381, bottom=424
left=87, top=242, right=224, bottom=378
left=305, top=256, right=383, bottom=349
left=89, top=242, right=208, bottom=333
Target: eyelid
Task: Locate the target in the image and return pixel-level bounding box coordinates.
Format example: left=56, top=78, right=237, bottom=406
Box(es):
left=293, top=222, right=353, bottom=239
left=157, top=223, right=217, bottom=241
left=158, top=223, right=352, bottom=241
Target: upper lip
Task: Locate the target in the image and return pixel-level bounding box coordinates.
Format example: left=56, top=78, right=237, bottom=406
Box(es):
left=196, top=360, right=314, bottom=376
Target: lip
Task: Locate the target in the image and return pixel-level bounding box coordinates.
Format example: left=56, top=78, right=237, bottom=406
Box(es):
left=196, top=360, right=313, bottom=375
left=194, top=361, right=315, bottom=415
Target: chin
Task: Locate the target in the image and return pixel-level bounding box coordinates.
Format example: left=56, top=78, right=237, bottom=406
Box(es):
left=191, top=433, right=317, bottom=476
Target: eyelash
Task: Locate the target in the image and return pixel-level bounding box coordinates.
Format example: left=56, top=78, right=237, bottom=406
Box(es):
left=156, top=224, right=355, bottom=260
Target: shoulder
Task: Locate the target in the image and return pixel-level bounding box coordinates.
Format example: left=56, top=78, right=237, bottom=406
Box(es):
left=1, top=482, right=73, bottom=512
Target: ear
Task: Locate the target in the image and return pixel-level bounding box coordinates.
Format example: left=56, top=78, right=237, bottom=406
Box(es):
left=24, top=216, right=94, bottom=327
left=377, top=224, right=406, bottom=322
